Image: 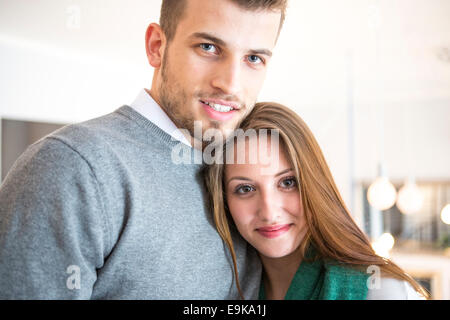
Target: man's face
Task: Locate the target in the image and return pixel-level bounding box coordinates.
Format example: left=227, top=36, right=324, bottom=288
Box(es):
left=157, top=0, right=281, bottom=142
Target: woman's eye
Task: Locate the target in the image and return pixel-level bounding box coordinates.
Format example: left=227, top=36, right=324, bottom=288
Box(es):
left=200, top=43, right=217, bottom=53
left=248, top=55, right=263, bottom=65
left=235, top=185, right=255, bottom=194
left=280, top=177, right=297, bottom=189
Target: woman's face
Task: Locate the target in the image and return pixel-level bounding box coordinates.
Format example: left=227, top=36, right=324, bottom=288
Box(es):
left=224, top=137, right=307, bottom=259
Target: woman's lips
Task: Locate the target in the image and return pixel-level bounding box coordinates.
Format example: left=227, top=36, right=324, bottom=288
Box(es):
left=256, top=224, right=292, bottom=239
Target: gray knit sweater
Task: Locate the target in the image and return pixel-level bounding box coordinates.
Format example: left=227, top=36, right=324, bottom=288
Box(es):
left=0, top=106, right=261, bottom=299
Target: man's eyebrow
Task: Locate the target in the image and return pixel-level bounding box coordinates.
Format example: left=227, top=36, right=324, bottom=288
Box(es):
left=190, top=32, right=273, bottom=57
left=249, top=48, right=272, bottom=58
left=190, top=32, right=227, bottom=47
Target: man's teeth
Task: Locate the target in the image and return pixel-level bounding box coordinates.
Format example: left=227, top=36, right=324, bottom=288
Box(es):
left=203, top=101, right=234, bottom=113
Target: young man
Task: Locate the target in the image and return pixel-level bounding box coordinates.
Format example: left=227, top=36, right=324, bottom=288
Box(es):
left=0, top=0, right=287, bottom=299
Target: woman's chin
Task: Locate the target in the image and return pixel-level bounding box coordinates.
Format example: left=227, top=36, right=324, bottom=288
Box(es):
left=257, top=246, right=295, bottom=260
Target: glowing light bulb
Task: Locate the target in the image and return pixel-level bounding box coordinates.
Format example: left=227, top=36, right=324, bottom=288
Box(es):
left=441, top=204, right=450, bottom=225
left=371, top=233, right=395, bottom=258
left=367, top=177, right=397, bottom=211
left=396, top=181, right=424, bottom=215
left=379, top=233, right=395, bottom=250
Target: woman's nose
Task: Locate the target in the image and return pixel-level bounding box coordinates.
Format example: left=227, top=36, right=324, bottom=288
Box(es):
left=257, top=189, right=282, bottom=223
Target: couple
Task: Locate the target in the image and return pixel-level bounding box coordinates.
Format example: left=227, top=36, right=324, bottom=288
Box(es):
left=0, top=0, right=427, bottom=299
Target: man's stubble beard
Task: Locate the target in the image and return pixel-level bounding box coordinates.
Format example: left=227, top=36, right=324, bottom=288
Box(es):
left=159, top=51, right=197, bottom=140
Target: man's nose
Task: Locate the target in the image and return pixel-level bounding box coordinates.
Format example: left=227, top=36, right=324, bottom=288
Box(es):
left=257, top=189, right=282, bottom=223
left=210, top=56, right=242, bottom=96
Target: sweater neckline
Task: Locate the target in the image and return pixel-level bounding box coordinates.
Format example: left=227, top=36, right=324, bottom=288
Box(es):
left=115, top=105, right=204, bottom=167
left=115, top=105, right=185, bottom=147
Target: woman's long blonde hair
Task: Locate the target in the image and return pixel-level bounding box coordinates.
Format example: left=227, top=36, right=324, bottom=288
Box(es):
left=203, top=102, right=430, bottom=299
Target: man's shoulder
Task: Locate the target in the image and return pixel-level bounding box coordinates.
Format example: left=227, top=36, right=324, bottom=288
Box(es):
left=47, top=105, right=169, bottom=157
left=4, top=109, right=128, bottom=179
left=49, top=108, right=128, bottom=149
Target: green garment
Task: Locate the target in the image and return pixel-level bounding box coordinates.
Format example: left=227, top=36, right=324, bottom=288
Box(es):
left=259, top=247, right=369, bottom=300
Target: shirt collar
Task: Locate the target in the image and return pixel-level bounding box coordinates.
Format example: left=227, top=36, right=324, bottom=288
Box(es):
left=129, top=89, right=191, bottom=147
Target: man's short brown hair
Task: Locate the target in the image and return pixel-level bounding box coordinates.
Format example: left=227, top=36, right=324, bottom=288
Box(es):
left=160, top=0, right=288, bottom=43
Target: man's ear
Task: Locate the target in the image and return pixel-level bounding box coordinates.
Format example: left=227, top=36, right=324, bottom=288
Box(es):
left=145, top=23, right=166, bottom=68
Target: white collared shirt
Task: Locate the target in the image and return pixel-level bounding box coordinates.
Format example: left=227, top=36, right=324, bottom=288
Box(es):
left=129, top=89, right=191, bottom=147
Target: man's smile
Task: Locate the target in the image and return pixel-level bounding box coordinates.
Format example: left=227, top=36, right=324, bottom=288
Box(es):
left=200, top=99, right=239, bottom=122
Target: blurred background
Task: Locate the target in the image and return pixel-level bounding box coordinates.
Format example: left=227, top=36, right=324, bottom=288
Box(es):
left=0, top=0, right=449, bottom=298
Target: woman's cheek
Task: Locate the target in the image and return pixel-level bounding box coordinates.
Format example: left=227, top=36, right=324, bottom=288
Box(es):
left=228, top=197, right=256, bottom=229
left=285, top=192, right=303, bottom=217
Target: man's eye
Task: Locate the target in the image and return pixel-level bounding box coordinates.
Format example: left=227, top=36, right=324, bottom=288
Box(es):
left=280, top=177, right=297, bottom=189
left=200, top=43, right=217, bottom=53
left=248, top=55, right=263, bottom=64
left=235, top=185, right=255, bottom=194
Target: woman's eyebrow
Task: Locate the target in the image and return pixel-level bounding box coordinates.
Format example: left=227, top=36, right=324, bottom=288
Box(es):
left=227, top=176, right=252, bottom=187
left=226, top=169, right=293, bottom=186
left=228, top=176, right=252, bottom=182
left=275, top=168, right=293, bottom=177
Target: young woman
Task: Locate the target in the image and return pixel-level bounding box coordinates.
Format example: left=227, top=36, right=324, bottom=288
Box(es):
left=204, top=102, right=429, bottom=300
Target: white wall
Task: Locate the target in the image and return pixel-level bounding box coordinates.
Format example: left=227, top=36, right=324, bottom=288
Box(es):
left=1, top=0, right=449, bottom=208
